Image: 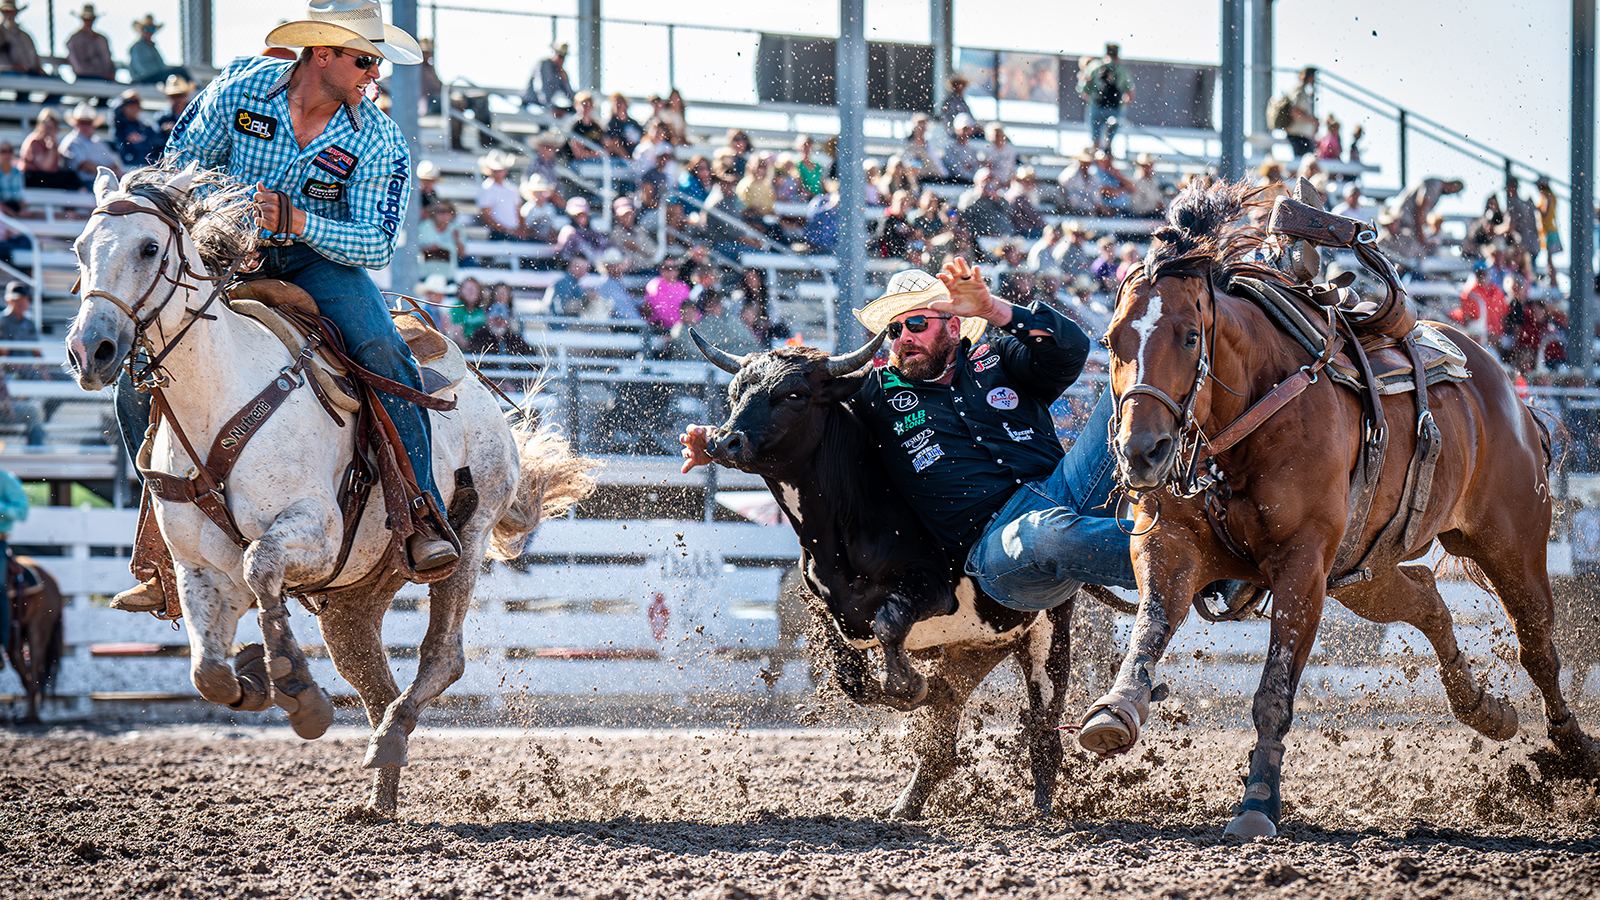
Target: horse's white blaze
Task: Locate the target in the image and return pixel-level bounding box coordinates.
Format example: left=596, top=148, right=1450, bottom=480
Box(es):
left=1130, top=293, right=1164, bottom=384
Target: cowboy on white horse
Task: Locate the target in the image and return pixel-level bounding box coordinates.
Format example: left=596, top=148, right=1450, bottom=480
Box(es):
left=110, top=0, right=455, bottom=613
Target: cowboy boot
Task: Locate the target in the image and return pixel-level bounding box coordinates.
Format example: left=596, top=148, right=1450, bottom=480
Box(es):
left=110, top=577, right=167, bottom=613
left=113, top=490, right=175, bottom=613
left=406, top=494, right=459, bottom=571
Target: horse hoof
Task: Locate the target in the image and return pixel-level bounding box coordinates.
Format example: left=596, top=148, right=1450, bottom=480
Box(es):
left=278, top=685, right=334, bottom=739
left=192, top=658, right=243, bottom=706
left=1078, top=709, right=1133, bottom=756
left=363, top=733, right=409, bottom=769
left=229, top=646, right=274, bottom=712
left=1224, top=810, right=1278, bottom=839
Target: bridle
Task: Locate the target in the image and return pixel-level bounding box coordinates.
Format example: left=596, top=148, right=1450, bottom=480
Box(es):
left=80, top=196, right=240, bottom=385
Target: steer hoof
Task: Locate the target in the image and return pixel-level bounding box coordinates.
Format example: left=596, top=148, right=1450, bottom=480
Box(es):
left=1223, top=809, right=1278, bottom=839
left=882, top=672, right=929, bottom=711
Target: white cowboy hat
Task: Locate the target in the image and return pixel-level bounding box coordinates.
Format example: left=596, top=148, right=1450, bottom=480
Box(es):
left=66, top=102, right=104, bottom=126
left=854, top=268, right=988, bottom=345
left=419, top=274, right=453, bottom=295
left=265, top=0, right=423, bottom=66
left=158, top=74, right=197, bottom=96
left=477, top=149, right=517, bottom=175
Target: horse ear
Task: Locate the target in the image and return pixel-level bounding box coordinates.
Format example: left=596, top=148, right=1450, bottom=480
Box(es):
left=92, top=167, right=119, bottom=203
left=168, top=162, right=200, bottom=195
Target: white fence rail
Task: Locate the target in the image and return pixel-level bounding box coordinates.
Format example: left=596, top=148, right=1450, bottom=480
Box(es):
left=0, top=508, right=1592, bottom=718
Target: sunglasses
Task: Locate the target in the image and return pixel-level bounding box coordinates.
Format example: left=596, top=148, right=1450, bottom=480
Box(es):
left=887, top=314, right=953, bottom=340
left=333, top=48, right=381, bottom=71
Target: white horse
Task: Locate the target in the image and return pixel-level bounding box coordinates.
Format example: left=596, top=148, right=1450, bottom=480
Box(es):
left=65, top=164, right=595, bottom=815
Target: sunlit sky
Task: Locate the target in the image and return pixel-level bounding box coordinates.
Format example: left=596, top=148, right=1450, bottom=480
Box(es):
left=20, top=1, right=1579, bottom=217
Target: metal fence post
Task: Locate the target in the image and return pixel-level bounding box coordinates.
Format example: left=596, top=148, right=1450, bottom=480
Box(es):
left=1397, top=108, right=1408, bottom=187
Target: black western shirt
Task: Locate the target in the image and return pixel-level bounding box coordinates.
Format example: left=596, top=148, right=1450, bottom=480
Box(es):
left=853, top=302, right=1091, bottom=552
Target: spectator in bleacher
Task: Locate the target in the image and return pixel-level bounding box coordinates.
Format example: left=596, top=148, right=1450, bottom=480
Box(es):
left=416, top=38, right=440, bottom=116
left=874, top=188, right=914, bottom=258
left=1092, top=151, right=1133, bottom=215
left=19, top=109, right=79, bottom=190
left=1027, top=223, right=1061, bottom=270
left=446, top=277, right=486, bottom=348
left=467, top=302, right=537, bottom=358
left=633, top=119, right=676, bottom=182
left=737, top=153, right=778, bottom=217
left=1125, top=154, right=1165, bottom=218
left=1078, top=43, right=1134, bottom=152
left=521, top=41, right=575, bottom=114
left=418, top=201, right=467, bottom=284
left=1462, top=195, right=1505, bottom=261
left=687, top=282, right=760, bottom=356
left=1089, top=236, right=1119, bottom=292
left=1282, top=66, right=1318, bottom=159
left=524, top=130, right=564, bottom=187
left=156, top=74, right=194, bottom=143
left=940, top=115, right=983, bottom=184
left=111, top=89, right=162, bottom=166
left=448, top=83, right=494, bottom=152
left=477, top=150, right=526, bottom=241
left=713, top=130, right=749, bottom=179
left=1536, top=177, right=1561, bottom=286
left=910, top=188, right=952, bottom=238
left=66, top=4, right=116, bottom=87
left=556, top=196, right=607, bottom=261
left=861, top=159, right=884, bottom=206
left=1451, top=261, right=1509, bottom=348
left=0, top=0, right=56, bottom=104
left=955, top=167, right=1010, bottom=239
left=1382, top=176, right=1464, bottom=262
left=636, top=160, right=666, bottom=230
left=1058, top=150, right=1100, bottom=216
left=1002, top=166, right=1043, bottom=240
left=603, top=93, right=644, bottom=160
left=772, top=153, right=802, bottom=203
left=801, top=181, right=840, bottom=253
left=1115, top=242, right=1142, bottom=284
left=1332, top=183, right=1373, bottom=224
left=1051, top=224, right=1093, bottom=281
left=566, top=92, right=605, bottom=161
left=1504, top=176, right=1541, bottom=282
left=61, top=103, right=120, bottom=184
left=0, top=281, right=36, bottom=344
left=542, top=254, right=592, bottom=316
left=126, top=14, right=189, bottom=85
left=0, top=142, right=23, bottom=215
left=667, top=154, right=712, bottom=231
left=1256, top=158, right=1285, bottom=186
left=878, top=154, right=919, bottom=203
left=608, top=196, right=656, bottom=273
left=415, top=159, right=440, bottom=211
left=938, top=72, right=972, bottom=136
left=697, top=164, right=763, bottom=260
left=794, top=135, right=825, bottom=198
left=416, top=273, right=452, bottom=330
left=663, top=89, right=690, bottom=145
left=982, top=123, right=1018, bottom=186
left=592, top=248, right=641, bottom=322
left=1316, top=114, right=1342, bottom=162
left=901, top=113, right=947, bottom=182
left=645, top=258, right=690, bottom=328
left=0, top=367, right=42, bottom=445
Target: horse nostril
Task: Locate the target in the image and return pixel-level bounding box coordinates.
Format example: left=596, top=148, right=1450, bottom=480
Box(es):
left=92, top=340, right=116, bottom=364
left=1142, top=435, right=1173, bottom=469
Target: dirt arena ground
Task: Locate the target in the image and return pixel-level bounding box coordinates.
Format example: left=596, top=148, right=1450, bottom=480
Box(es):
left=4, top=699, right=1599, bottom=900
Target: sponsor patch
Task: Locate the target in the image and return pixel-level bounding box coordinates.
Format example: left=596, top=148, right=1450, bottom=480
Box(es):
left=987, top=387, right=1019, bottom=410
left=301, top=178, right=344, bottom=202
left=312, top=144, right=359, bottom=179
left=889, top=390, right=919, bottom=412
left=900, top=428, right=935, bottom=451
left=892, top=410, right=927, bottom=435
left=233, top=108, right=277, bottom=141
left=968, top=342, right=990, bottom=359
left=974, top=354, right=1001, bottom=372
left=912, top=443, right=945, bottom=472
left=882, top=370, right=912, bottom=389
left=1003, top=421, right=1035, bottom=441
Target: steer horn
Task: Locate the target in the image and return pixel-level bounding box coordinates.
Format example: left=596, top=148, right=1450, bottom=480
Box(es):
left=821, top=332, right=887, bottom=377
left=690, top=328, right=747, bottom=374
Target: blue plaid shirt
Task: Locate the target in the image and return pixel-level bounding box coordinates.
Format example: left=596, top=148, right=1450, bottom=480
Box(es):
left=164, top=55, right=411, bottom=270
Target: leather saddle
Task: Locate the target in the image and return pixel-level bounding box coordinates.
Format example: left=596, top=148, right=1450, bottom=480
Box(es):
left=225, top=279, right=466, bottom=409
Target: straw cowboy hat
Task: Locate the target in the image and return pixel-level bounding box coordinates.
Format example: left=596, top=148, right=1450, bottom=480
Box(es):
left=265, top=0, right=424, bottom=66
left=66, top=102, right=104, bottom=127
left=854, top=269, right=988, bottom=345
left=77, top=3, right=96, bottom=18
left=132, top=13, right=160, bottom=31
left=159, top=74, right=196, bottom=96
left=477, top=148, right=517, bottom=175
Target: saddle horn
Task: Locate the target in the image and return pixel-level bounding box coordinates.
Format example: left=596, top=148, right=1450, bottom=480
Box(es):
left=690, top=328, right=747, bottom=374
left=821, top=332, right=887, bottom=378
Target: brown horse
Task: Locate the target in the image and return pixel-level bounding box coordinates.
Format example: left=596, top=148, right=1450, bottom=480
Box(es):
left=5, top=557, right=65, bottom=724
left=1083, top=181, right=1598, bottom=837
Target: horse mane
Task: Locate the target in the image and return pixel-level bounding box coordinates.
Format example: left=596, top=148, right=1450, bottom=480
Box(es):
left=1143, top=178, right=1284, bottom=287
left=119, top=163, right=259, bottom=276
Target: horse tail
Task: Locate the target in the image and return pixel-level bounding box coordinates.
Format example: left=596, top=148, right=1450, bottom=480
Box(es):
left=1434, top=554, right=1499, bottom=602
left=486, top=406, right=598, bottom=562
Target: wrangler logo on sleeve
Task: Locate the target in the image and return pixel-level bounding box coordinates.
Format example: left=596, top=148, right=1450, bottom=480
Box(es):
left=233, top=109, right=277, bottom=140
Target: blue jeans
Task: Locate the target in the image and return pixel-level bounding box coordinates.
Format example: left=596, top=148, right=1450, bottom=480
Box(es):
left=965, top=389, right=1135, bottom=612
left=114, top=244, right=442, bottom=511
left=1086, top=103, right=1122, bottom=148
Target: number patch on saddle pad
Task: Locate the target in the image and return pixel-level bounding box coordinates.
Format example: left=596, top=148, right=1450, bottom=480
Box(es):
left=233, top=109, right=277, bottom=141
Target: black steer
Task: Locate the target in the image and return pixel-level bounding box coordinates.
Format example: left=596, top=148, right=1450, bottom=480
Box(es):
left=694, top=330, right=1083, bottom=818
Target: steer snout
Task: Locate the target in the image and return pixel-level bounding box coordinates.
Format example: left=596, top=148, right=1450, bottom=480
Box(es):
left=705, top=428, right=756, bottom=467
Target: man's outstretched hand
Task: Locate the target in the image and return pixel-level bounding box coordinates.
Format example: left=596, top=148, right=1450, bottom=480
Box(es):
left=680, top=424, right=712, bottom=473
left=931, top=257, right=1012, bottom=327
